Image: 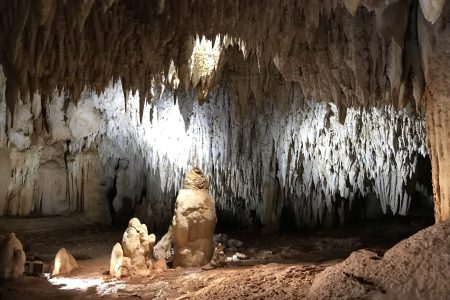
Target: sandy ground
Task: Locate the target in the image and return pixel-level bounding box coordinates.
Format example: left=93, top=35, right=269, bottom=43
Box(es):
left=0, top=216, right=433, bottom=299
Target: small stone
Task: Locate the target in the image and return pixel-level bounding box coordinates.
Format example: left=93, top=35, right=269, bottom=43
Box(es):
left=210, top=243, right=226, bottom=268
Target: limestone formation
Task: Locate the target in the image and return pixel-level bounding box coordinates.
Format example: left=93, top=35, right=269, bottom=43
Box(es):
left=172, top=168, right=217, bottom=268
left=0, top=233, right=26, bottom=281
left=183, top=168, right=209, bottom=190
left=51, top=248, right=79, bottom=276
left=153, top=226, right=173, bottom=260
left=109, top=218, right=155, bottom=277
left=153, top=259, right=168, bottom=272
left=308, top=220, right=450, bottom=299
left=210, top=243, right=226, bottom=269
left=0, top=0, right=446, bottom=230
left=109, top=243, right=123, bottom=278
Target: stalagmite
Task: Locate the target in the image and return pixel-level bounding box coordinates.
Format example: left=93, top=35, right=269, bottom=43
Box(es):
left=109, top=243, right=124, bottom=278
left=51, top=248, right=79, bottom=276
left=172, top=168, right=217, bottom=268
left=0, top=233, right=26, bottom=281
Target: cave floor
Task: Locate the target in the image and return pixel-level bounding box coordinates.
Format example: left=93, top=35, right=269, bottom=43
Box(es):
left=0, top=216, right=432, bottom=300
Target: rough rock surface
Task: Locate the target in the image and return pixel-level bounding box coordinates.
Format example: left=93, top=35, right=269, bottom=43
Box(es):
left=0, top=57, right=430, bottom=229
left=0, top=233, right=25, bottom=281
left=308, top=220, right=450, bottom=299
left=153, top=226, right=173, bottom=260
left=209, top=243, right=227, bottom=268
left=184, top=168, right=209, bottom=190
left=0, top=0, right=439, bottom=115
left=0, top=1, right=440, bottom=229
left=420, top=2, right=450, bottom=223
left=51, top=248, right=79, bottom=276
left=110, top=218, right=155, bottom=277
left=109, top=243, right=123, bottom=278
left=172, top=169, right=217, bottom=267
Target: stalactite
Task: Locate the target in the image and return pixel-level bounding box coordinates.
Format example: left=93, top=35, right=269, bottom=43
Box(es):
left=0, top=0, right=434, bottom=117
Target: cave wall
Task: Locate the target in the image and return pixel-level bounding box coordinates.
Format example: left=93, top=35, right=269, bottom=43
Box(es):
left=419, top=2, right=450, bottom=222
left=0, top=52, right=431, bottom=229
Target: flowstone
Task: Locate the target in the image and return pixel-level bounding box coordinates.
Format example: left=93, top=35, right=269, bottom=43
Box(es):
left=172, top=168, right=217, bottom=267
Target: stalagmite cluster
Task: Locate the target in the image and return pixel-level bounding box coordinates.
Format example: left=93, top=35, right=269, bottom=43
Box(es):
left=109, top=218, right=156, bottom=278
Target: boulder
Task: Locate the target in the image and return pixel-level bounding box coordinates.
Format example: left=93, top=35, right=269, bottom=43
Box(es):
left=0, top=233, right=26, bottom=281
left=51, top=248, right=78, bottom=276
left=172, top=168, right=217, bottom=267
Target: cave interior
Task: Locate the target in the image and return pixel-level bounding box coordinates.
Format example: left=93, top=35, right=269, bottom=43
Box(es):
left=0, top=0, right=449, bottom=299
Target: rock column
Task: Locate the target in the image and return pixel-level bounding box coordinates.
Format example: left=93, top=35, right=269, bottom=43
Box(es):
left=172, top=168, right=217, bottom=267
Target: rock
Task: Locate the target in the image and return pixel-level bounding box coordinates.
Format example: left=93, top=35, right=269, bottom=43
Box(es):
left=112, top=217, right=156, bottom=277
left=24, top=260, right=44, bottom=276
left=0, top=233, right=26, bottom=281
left=226, top=239, right=243, bottom=248
left=51, top=248, right=78, bottom=276
left=235, top=252, right=247, bottom=260
left=154, top=226, right=173, bottom=260
left=226, top=252, right=247, bottom=262
left=109, top=243, right=123, bottom=278
left=122, top=226, right=141, bottom=258
left=172, top=168, right=217, bottom=267
left=183, top=167, right=209, bottom=190
left=210, top=243, right=226, bottom=268
left=154, top=259, right=168, bottom=272
left=307, top=221, right=450, bottom=299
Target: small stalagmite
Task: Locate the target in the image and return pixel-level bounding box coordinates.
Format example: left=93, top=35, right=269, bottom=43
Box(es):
left=172, top=168, right=217, bottom=267
left=0, top=233, right=26, bottom=281
left=109, top=243, right=124, bottom=278
left=51, top=248, right=79, bottom=276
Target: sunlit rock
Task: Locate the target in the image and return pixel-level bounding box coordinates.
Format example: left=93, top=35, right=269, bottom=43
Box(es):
left=172, top=168, right=217, bottom=268
left=51, top=248, right=79, bottom=276
left=109, top=243, right=123, bottom=278
left=419, top=0, right=445, bottom=23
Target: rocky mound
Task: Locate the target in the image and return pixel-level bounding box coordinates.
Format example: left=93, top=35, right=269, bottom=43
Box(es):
left=308, top=220, right=450, bottom=299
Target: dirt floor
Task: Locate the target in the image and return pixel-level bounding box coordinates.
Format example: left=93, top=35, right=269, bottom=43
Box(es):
left=0, top=216, right=433, bottom=299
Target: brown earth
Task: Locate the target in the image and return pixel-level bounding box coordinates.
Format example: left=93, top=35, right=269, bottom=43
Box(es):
left=0, top=216, right=435, bottom=299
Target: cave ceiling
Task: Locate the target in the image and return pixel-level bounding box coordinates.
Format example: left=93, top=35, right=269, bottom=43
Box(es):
left=0, top=0, right=446, bottom=121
